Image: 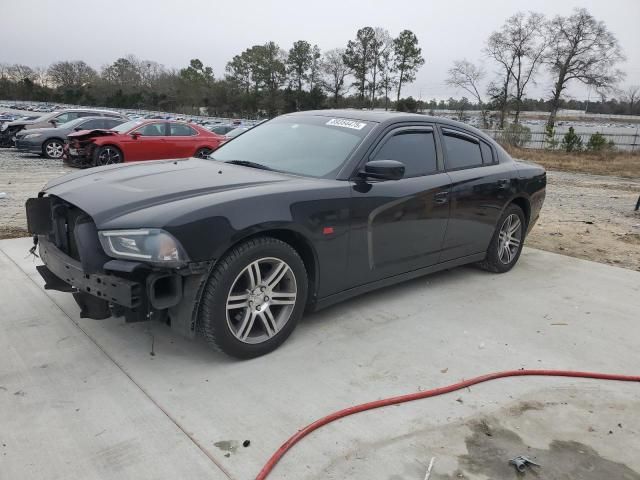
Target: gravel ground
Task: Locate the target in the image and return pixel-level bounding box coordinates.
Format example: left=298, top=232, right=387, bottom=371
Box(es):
left=1, top=148, right=639, bottom=270
left=528, top=170, right=640, bottom=271
left=0, top=148, right=71, bottom=235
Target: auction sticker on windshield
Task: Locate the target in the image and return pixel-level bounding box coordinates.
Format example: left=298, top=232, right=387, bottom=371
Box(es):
left=326, top=118, right=367, bottom=130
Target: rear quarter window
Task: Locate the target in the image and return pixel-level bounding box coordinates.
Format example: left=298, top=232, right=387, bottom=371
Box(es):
left=480, top=141, right=494, bottom=164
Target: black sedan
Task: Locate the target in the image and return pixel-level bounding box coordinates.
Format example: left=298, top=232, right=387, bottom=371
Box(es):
left=26, top=110, right=546, bottom=358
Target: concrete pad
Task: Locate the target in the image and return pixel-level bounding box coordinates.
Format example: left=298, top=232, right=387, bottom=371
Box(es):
left=1, top=237, right=639, bottom=479
left=0, top=247, right=231, bottom=480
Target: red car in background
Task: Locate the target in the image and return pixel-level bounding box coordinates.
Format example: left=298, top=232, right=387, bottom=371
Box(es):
left=65, top=119, right=224, bottom=167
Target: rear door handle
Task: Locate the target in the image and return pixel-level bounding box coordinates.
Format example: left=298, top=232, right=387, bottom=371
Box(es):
left=434, top=191, right=449, bottom=205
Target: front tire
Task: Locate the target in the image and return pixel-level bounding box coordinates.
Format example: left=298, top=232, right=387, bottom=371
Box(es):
left=93, top=145, right=123, bottom=166
left=478, top=204, right=526, bottom=273
left=198, top=237, right=308, bottom=359
left=43, top=139, right=64, bottom=159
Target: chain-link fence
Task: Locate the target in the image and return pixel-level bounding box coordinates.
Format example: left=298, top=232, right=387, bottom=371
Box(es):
left=482, top=128, right=640, bottom=152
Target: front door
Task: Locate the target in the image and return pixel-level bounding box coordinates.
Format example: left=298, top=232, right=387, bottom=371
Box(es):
left=348, top=126, right=451, bottom=285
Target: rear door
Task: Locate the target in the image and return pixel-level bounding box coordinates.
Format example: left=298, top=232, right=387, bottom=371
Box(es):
left=438, top=127, right=511, bottom=262
left=348, top=125, right=451, bottom=285
left=121, top=122, right=169, bottom=161
left=167, top=123, right=199, bottom=157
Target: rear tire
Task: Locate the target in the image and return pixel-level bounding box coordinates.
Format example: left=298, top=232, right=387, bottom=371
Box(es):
left=198, top=237, right=308, bottom=359
left=93, top=145, right=123, bottom=166
left=43, top=139, right=64, bottom=159
left=478, top=204, right=526, bottom=273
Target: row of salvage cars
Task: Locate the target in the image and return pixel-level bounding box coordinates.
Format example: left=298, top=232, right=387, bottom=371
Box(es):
left=0, top=108, right=239, bottom=167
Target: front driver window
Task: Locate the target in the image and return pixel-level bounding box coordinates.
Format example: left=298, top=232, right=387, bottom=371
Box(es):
left=134, top=123, right=166, bottom=136
left=55, top=112, right=78, bottom=123
left=372, top=131, right=438, bottom=177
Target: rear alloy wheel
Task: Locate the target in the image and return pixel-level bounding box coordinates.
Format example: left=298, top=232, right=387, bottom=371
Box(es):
left=194, top=147, right=213, bottom=158
left=478, top=204, right=526, bottom=273
left=93, top=145, right=123, bottom=166
left=198, top=237, right=308, bottom=359
left=43, top=139, right=64, bottom=159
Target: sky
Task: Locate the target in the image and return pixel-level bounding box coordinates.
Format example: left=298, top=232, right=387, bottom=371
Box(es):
left=3, top=0, right=639, bottom=102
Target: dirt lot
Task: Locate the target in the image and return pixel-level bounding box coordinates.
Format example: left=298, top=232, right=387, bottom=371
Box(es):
left=1, top=148, right=639, bottom=270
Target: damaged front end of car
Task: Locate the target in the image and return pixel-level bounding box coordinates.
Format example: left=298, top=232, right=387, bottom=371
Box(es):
left=64, top=129, right=115, bottom=167
left=25, top=194, right=212, bottom=337
left=0, top=123, right=26, bottom=147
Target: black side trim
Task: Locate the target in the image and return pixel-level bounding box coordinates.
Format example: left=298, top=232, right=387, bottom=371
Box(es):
left=311, top=252, right=485, bottom=311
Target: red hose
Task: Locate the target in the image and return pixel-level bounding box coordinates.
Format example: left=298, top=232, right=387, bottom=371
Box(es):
left=256, top=369, right=640, bottom=480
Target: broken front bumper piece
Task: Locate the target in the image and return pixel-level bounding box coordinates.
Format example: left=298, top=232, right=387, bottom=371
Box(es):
left=38, top=237, right=146, bottom=320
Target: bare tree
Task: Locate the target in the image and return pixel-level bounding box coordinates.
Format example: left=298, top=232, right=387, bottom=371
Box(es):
left=48, top=61, right=97, bottom=88
left=485, top=30, right=516, bottom=129
left=446, top=59, right=488, bottom=127
left=6, top=64, right=36, bottom=83
left=321, top=48, right=349, bottom=106
left=544, top=8, right=625, bottom=129
left=484, top=12, right=546, bottom=127
left=33, top=67, right=51, bottom=88
left=506, top=12, right=548, bottom=124
left=369, top=28, right=392, bottom=107
left=377, top=46, right=397, bottom=110
left=308, top=45, right=321, bottom=92
left=0, top=63, right=10, bottom=80
left=621, top=85, right=640, bottom=115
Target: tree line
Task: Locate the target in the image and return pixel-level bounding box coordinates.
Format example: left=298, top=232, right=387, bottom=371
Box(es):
left=0, top=26, right=424, bottom=119
left=0, top=8, right=636, bottom=127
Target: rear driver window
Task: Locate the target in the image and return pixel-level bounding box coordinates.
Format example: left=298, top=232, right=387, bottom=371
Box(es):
left=170, top=123, right=197, bottom=136
left=443, top=133, right=483, bottom=170
left=372, top=131, right=437, bottom=177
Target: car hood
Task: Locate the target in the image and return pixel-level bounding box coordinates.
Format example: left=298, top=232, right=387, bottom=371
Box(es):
left=5, top=119, right=36, bottom=127
left=43, top=158, right=297, bottom=225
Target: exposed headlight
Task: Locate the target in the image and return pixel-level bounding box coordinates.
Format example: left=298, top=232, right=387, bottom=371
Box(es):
left=98, top=229, right=189, bottom=266
left=23, top=133, right=42, bottom=139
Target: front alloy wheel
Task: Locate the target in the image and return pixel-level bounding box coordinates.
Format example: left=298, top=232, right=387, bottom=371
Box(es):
left=198, top=237, right=308, bottom=358
left=226, top=258, right=297, bottom=344
left=44, top=140, right=64, bottom=159
left=94, top=146, right=122, bottom=166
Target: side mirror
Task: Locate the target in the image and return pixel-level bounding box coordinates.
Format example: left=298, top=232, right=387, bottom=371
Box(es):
left=130, top=132, right=140, bottom=139
left=360, top=160, right=405, bottom=181
left=50, top=119, right=58, bottom=126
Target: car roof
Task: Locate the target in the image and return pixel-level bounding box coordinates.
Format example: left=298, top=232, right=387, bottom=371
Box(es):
left=287, top=109, right=494, bottom=143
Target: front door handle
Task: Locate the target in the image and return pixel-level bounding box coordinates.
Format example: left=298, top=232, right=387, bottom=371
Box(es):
left=434, top=191, right=449, bottom=205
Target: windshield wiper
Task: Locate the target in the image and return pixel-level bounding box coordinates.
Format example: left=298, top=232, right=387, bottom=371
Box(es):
left=224, top=160, right=274, bottom=171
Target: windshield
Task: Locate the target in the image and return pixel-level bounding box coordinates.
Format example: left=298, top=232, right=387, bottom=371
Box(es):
left=111, top=119, right=146, bottom=133
left=58, top=117, right=89, bottom=129
left=210, top=116, right=372, bottom=178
